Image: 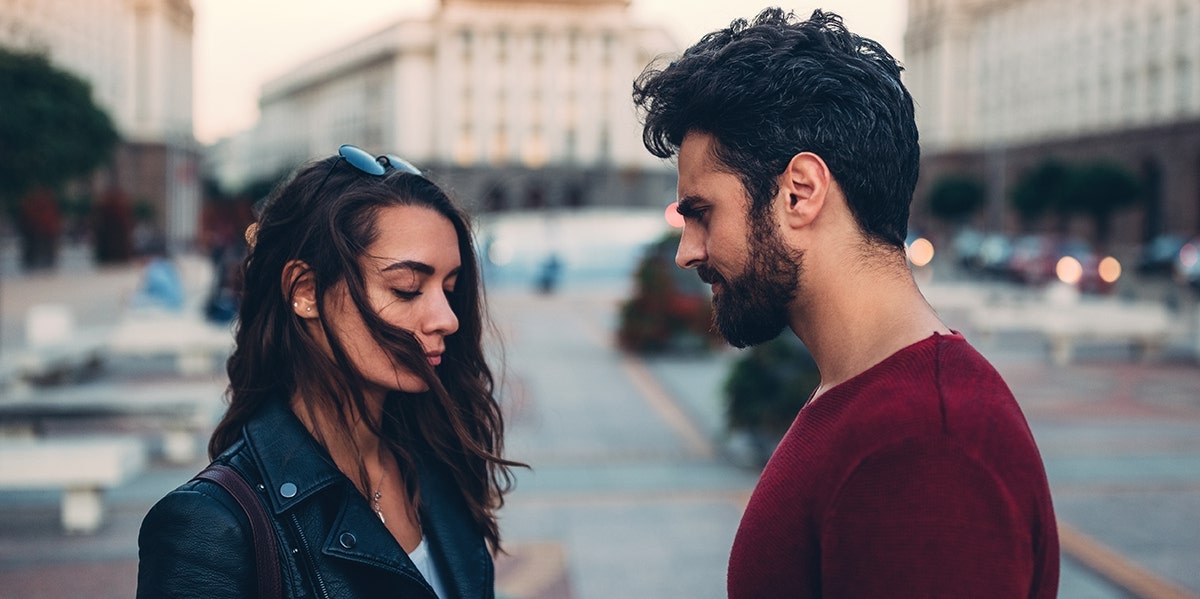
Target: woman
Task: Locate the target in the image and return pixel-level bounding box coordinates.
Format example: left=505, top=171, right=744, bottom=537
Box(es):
left=137, top=145, right=521, bottom=598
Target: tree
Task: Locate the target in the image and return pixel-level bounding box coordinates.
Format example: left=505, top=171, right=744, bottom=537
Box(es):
left=1059, top=161, right=1141, bottom=247
left=0, top=47, right=118, bottom=267
left=927, top=174, right=986, bottom=225
left=1010, top=159, right=1069, bottom=232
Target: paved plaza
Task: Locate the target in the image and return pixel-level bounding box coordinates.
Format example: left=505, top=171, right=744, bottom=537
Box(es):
left=1, top=259, right=1199, bottom=598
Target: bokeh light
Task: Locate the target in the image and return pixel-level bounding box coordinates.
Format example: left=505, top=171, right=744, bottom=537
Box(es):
left=487, top=240, right=514, bottom=266
left=1180, top=243, right=1199, bottom=268
left=1098, top=256, right=1122, bottom=284
left=1056, top=256, right=1083, bottom=285
left=665, top=202, right=684, bottom=228
left=907, top=237, right=935, bottom=267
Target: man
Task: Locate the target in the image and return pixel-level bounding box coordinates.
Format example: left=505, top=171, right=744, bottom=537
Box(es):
left=633, top=8, right=1058, bottom=598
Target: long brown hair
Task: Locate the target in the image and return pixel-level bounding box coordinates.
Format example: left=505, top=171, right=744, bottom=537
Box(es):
left=209, top=153, right=521, bottom=551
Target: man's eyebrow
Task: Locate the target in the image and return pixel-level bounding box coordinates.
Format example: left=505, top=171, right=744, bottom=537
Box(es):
left=676, top=196, right=706, bottom=218
left=381, top=260, right=434, bottom=275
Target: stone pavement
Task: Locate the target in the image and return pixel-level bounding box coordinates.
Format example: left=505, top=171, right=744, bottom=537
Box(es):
left=1, top=262, right=1199, bottom=598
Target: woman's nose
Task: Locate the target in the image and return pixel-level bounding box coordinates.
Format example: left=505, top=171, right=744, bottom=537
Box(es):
left=424, top=291, right=459, bottom=337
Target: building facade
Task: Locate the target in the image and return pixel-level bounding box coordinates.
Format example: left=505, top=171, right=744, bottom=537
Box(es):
left=217, top=0, right=678, bottom=212
left=905, top=0, right=1200, bottom=245
left=0, top=0, right=201, bottom=248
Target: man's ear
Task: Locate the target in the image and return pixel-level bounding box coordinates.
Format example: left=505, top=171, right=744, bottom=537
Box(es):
left=777, top=152, right=832, bottom=230
left=282, top=259, right=319, bottom=319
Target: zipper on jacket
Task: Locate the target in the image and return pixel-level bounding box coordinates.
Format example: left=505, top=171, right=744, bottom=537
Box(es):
left=289, top=512, right=332, bottom=599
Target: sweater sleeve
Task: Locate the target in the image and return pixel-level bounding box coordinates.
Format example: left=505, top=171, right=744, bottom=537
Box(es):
left=820, top=436, right=1035, bottom=598
left=136, top=485, right=259, bottom=599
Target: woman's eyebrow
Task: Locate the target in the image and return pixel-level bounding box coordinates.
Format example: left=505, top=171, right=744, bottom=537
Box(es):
left=381, top=260, right=434, bottom=275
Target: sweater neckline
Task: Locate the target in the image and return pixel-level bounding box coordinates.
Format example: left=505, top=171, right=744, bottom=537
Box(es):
left=805, top=330, right=964, bottom=410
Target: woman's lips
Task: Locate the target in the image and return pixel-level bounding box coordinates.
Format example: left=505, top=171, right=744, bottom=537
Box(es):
left=426, top=354, right=442, bottom=366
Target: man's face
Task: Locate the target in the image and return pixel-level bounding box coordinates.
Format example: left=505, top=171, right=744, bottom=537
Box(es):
left=675, top=132, right=801, bottom=348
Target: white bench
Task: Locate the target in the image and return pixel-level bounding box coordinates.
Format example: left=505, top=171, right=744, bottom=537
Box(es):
left=106, top=313, right=234, bottom=376
left=1036, top=300, right=1172, bottom=366
left=0, top=304, right=109, bottom=391
left=0, top=437, right=146, bottom=534
left=0, top=380, right=225, bottom=463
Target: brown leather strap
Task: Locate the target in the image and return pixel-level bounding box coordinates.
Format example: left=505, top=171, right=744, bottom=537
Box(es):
left=195, top=464, right=284, bottom=599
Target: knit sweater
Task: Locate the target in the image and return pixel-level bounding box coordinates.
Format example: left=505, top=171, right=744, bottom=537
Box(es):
left=727, top=332, right=1058, bottom=598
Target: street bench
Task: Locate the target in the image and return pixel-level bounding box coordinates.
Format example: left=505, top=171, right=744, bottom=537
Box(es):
left=0, top=304, right=108, bottom=391
left=0, top=381, right=225, bottom=464
left=1036, top=300, right=1172, bottom=366
left=106, top=314, right=234, bottom=376
left=0, top=436, right=146, bottom=534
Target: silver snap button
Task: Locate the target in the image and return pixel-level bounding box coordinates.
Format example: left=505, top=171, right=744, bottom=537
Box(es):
left=279, top=482, right=298, bottom=498
left=339, top=532, right=356, bottom=549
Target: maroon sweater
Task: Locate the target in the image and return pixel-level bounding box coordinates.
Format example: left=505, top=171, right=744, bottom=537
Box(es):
left=728, top=332, right=1058, bottom=598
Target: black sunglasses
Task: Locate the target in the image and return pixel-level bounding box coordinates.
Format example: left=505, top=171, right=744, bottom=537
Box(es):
left=314, top=143, right=422, bottom=196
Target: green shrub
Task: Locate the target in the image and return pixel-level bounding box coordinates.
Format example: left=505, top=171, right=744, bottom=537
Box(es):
left=617, top=231, right=721, bottom=354
left=723, top=333, right=819, bottom=436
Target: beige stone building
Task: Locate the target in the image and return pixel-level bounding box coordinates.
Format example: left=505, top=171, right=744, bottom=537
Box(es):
left=904, top=0, right=1200, bottom=244
left=214, top=0, right=678, bottom=212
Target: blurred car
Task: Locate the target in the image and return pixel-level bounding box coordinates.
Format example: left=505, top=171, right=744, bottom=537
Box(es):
left=1138, top=234, right=1187, bottom=276
left=1174, top=237, right=1200, bottom=290
left=1007, top=234, right=1119, bottom=293
left=950, top=227, right=983, bottom=270
left=956, top=231, right=1013, bottom=278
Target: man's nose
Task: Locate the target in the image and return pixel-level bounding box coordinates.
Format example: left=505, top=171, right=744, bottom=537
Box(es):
left=675, top=224, right=706, bottom=270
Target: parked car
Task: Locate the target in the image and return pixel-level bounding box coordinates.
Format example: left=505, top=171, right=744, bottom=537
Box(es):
left=946, top=231, right=1012, bottom=278
left=1174, top=237, right=1200, bottom=290
left=1138, top=234, right=1188, bottom=276
left=1007, top=235, right=1118, bottom=293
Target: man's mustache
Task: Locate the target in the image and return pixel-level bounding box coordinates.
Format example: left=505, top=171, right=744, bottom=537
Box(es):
left=696, top=265, right=723, bottom=285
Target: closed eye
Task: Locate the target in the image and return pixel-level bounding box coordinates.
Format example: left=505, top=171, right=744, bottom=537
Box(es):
left=392, top=289, right=420, bottom=301
left=676, top=197, right=708, bottom=221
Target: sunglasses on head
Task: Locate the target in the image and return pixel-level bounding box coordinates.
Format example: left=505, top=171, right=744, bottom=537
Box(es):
left=247, top=145, right=424, bottom=249
left=314, top=143, right=422, bottom=196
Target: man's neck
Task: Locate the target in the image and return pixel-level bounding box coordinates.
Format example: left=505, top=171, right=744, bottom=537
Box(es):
left=790, top=256, right=950, bottom=400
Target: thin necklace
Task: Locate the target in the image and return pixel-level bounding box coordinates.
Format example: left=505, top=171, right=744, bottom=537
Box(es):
left=372, top=474, right=386, bottom=524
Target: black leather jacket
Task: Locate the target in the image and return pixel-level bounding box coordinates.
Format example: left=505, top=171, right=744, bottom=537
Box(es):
left=137, top=399, right=494, bottom=598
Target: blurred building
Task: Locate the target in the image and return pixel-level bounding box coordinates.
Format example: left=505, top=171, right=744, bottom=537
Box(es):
left=212, top=0, right=678, bottom=211
left=0, top=0, right=201, bottom=249
left=906, top=0, right=1200, bottom=244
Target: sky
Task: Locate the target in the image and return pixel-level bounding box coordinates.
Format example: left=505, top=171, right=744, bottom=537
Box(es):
left=191, top=0, right=907, bottom=145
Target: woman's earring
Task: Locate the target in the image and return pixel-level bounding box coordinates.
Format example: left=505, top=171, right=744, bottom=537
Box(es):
left=306, top=307, right=312, bottom=313
left=293, top=301, right=299, bottom=308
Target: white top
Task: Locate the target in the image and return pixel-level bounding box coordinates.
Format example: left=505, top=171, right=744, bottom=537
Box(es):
left=407, top=536, right=450, bottom=598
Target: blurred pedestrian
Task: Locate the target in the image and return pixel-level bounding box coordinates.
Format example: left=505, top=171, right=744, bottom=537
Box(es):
left=137, top=144, right=523, bottom=598
left=634, top=8, right=1058, bottom=598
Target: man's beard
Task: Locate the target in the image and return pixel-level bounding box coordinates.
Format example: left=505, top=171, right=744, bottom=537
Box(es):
left=697, top=218, right=801, bottom=348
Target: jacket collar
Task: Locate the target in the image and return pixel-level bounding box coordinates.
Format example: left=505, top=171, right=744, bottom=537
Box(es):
left=242, top=398, right=344, bottom=515
left=241, top=398, right=490, bottom=598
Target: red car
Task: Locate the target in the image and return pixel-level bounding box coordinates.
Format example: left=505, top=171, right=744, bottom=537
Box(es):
left=1007, top=235, right=1119, bottom=293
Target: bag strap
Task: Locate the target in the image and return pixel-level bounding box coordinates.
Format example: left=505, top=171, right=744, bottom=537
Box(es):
left=195, top=464, right=284, bottom=599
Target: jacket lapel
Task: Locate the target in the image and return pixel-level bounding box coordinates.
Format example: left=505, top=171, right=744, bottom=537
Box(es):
left=416, top=454, right=490, bottom=599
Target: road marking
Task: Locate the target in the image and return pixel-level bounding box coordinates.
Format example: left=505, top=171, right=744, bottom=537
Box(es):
left=1059, top=521, right=1200, bottom=599
left=620, top=355, right=717, bottom=460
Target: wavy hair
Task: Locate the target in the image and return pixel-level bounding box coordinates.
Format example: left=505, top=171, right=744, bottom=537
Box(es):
left=633, top=8, right=919, bottom=249
left=209, top=154, right=520, bottom=551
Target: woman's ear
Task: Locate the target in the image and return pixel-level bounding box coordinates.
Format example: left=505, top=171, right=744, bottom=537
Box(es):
left=282, top=259, right=319, bottom=319
left=777, top=151, right=832, bottom=231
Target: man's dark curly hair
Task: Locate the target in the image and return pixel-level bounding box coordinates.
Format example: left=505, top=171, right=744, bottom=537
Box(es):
left=633, top=8, right=919, bottom=249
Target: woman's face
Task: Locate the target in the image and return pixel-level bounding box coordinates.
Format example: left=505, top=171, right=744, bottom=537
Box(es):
left=321, top=204, right=462, bottom=396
